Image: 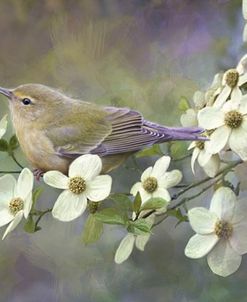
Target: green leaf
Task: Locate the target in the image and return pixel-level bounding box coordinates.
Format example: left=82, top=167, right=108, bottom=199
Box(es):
left=167, top=208, right=188, bottom=226
left=133, top=192, right=142, bottom=213
left=0, top=139, right=8, bottom=152
left=82, top=214, right=103, bottom=245
left=169, top=141, right=188, bottom=159
left=128, top=218, right=152, bottom=235
left=24, top=216, right=36, bottom=233
left=140, top=197, right=167, bottom=211
left=9, top=135, right=19, bottom=151
left=178, top=96, right=190, bottom=112
left=109, top=194, right=133, bottom=211
left=94, top=208, right=128, bottom=225
left=136, top=144, right=163, bottom=158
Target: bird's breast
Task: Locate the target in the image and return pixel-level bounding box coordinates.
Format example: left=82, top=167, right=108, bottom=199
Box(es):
left=15, top=127, right=70, bottom=173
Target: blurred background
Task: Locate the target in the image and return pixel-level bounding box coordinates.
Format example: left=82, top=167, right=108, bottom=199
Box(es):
left=0, top=0, right=246, bottom=301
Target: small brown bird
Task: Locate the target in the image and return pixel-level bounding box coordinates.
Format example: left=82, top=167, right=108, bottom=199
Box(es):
left=0, top=84, right=203, bottom=177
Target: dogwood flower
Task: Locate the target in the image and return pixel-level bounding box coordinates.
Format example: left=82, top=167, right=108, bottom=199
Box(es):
left=213, top=56, right=247, bottom=108
left=130, top=156, right=182, bottom=203
left=114, top=215, right=155, bottom=264
left=185, top=187, right=247, bottom=277
left=0, top=168, right=33, bottom=239
left=188, top=138, right=220, bottom=177
left=44, top=154, right=112, bottom=222
left=198, top=96, right=247, bottom=160
left=0, top=114, right=7, bottom=139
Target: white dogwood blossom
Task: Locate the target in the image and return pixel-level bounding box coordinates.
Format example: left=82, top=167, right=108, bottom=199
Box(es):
left=188, top=139, right=220, bottom=177
left=213, top=56, right=247, bottom=108
left=185, top=187, right=247, bottom=277
left=198, top=96, right=247, bottom=160
left=0, top=168, right=34, bottom=239
left=44, top=154, right=112, bottom=222
left=130, top=156, right=182, bottom=203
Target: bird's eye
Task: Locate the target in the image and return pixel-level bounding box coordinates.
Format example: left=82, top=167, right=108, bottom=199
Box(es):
left=22, top=98, right=32, bottom=105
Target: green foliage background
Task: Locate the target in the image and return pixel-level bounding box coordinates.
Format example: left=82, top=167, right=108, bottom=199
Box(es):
left=0, top=0, right=245, bottom=301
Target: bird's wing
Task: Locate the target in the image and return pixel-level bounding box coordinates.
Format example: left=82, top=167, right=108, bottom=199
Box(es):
left=46, top=103, right=112, bottom=156
left=50, top=105, right=162, bottom=158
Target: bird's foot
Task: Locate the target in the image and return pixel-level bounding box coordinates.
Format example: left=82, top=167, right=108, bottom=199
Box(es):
left=33, top=169, right=44, bottom=181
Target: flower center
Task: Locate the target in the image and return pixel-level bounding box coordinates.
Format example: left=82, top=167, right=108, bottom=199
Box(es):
left=143, top=177, right=158, bottom=193
left=225, top=69, right=239, bottom=88
left=195, top=141, right=205, bottom=150
left=214, top=220, right=233, bottom=239
left=224, top=110, right=243, bottom=129
left=9, top=197, right=24, bottom=215
left=68, top=176, right=86, bottom=194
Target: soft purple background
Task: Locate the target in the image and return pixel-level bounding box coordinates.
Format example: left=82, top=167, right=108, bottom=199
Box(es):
left=0, top=1, right=246, bottom=301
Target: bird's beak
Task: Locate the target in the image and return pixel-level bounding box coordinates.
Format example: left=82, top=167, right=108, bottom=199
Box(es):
left=0, top=87, right=12, bottom=99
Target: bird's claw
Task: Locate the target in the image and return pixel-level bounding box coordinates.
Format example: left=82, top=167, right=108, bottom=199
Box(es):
left=33, top=169, right=44, bottom=181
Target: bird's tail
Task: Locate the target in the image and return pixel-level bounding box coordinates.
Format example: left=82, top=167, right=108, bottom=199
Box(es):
left=143, top=121, right=206, bottom=142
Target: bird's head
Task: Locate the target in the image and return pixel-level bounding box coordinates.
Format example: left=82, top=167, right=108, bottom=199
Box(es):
left=0, top=84, right=69, bottom=124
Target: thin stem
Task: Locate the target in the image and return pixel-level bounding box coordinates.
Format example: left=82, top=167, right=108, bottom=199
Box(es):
left=152, top=181, right=220, bottom=228
left=0, top=170, right=22, bottom=174
left=172, top=159, right=242, bottom=200
left=33, top=208, right=52, bottom=230
left=11, top=153, right=24, bottom=169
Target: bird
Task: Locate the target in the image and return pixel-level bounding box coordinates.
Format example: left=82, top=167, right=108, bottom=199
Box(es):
left=0, top=84, right=204, bottom=178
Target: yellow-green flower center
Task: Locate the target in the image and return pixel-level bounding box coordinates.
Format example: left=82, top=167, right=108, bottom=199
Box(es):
left=9, top=197, right=24, bottom=215
left=214, top=220, right=233, bottom=239
left=195, top=141, right=205, bottom=150
left=69, top=176, right=86, bottom=194
left=224, top=110, right=243, bottom=129
left=225, top=69, right=239, bottom=88
left=143, top=177, right=158, bottom=193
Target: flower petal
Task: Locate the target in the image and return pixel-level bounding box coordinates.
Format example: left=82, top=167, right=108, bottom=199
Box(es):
left=213, top=86, right=231, bottom=108
left=188, top=207, right=218, bottom=234
left=230, top=220, right=247, bottom=255
left=207, top=240, right=241, bottom=277
left=141, top=167, right=152, bottom=182
left=151, top=156, right=171, bottom=178
left=2, top=211, right=23, bottom=240
left=52, top=190, right=87, bottom=222
left=188, top=141, right=196, bottom=150
left=139, top=187, right=152, bottom=203
left=202, top=155, right=220, bottom=178
left=0, top=174, right=16, bottom=206
left=185, top=234, right=218, bottom=259
left=152, top=188, right=171, bottom=202
left=159, top=170, right=182, bottom=189
left=231, top=198, right=247, bottom=224
left=180, top=109, right=198, bottom=127
left=69, top=154, right=102, bottom=180
left=86, top=175, right=112, bottom=201
left=238, top=72, right=247, bottom=86
left=135, top=234, right=151, bottom=251
left=23, top=192, right=32, bottom=219
left=230, top=87, right=242, bottom=104
left=0, top=209, right=13, bottom=227
left=16, top=168, right=34, bottom=200
left=43, top=171, right=69, bottom=189
left=0, top=114, right=7, bottom=139
left=114, top=233, right=135, bottom=264
left=191, top=148, right=200, bottom=174
left=197, top=149, right=211, bottom=167
left=207, top=126, right=231, bottom=154
left=229, top=127, right=247, bottom=161
left=210, top=187, right=236, bottom=221
left=239, top=98, right=247, bottom=114
left=130, top=182, right=142, bottom=196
